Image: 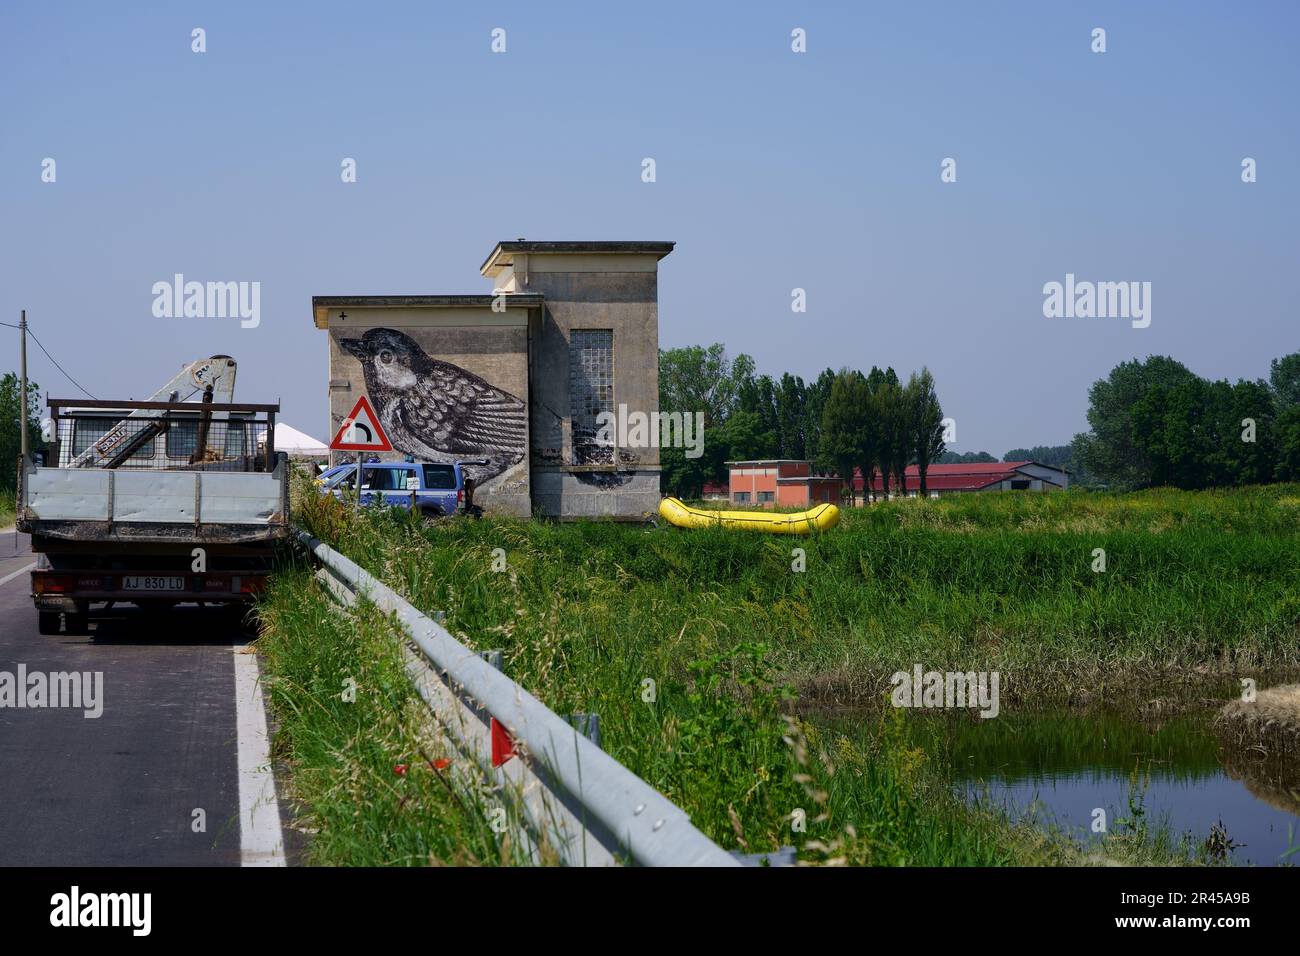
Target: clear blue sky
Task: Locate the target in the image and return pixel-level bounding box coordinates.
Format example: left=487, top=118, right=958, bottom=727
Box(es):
left=2, top=1, right=1296, bottom=454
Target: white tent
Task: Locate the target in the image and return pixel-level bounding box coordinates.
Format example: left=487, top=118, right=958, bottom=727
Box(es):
left=270, top=422, right=329, bottom=457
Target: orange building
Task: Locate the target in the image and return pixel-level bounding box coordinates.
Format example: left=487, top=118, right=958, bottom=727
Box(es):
left=725, top=460, right=841, bottom=508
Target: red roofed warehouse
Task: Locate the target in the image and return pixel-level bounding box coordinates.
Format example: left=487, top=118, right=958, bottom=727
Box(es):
left=856, top=461, right=1070, bottom=497
left=725, top=460, right=1068, bottom=507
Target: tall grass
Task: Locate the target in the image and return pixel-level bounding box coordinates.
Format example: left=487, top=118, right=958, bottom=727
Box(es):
left=256, top=476, right=1272, bottom=864
left=257, top=569, right=542, bottom=866
left=298, top=482, right=1300, bottom=710
left=258, top=562, right=1088, bottom=865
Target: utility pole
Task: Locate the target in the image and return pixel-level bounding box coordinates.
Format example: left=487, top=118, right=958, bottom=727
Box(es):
left=18, top=310, right=28, bottom=460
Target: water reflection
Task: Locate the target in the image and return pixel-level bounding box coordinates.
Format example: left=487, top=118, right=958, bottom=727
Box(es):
left=817, top=707, right=1299, bottom=865
left=933, top=710, right=1299, bottom=866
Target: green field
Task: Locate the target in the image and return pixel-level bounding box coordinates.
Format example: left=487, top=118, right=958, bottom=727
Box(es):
left=256, top=480, right=1300, bottom=865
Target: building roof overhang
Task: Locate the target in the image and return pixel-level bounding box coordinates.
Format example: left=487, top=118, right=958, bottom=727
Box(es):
left=480, top=240, right=675, bottom=277
left=311, top=293, right=544, bottom=329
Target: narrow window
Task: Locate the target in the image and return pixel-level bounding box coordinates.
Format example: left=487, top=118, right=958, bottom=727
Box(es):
left=569, top=330, right=614, bottom=465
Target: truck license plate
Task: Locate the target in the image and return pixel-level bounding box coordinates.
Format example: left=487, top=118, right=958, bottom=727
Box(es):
left=123, top=576, right=185, bottom=591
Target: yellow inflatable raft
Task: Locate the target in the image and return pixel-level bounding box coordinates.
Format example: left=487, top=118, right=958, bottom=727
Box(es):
left=657, top=497, right=840, bottom=535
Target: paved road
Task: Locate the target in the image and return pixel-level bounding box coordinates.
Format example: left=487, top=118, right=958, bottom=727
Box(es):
left=0, top=530, right=282, bottom=866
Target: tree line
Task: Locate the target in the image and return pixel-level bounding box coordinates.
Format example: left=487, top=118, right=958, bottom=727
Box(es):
left=1071, top=352, right=1300, bottom=490
left=13, top=345, right=1289, bottom=500
left=1, top=371, right=42, bottom=494
left=658, top=345, right=945, bottom=499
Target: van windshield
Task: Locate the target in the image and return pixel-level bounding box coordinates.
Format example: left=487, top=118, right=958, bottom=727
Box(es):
left=329, top=466, right=357, bottom=489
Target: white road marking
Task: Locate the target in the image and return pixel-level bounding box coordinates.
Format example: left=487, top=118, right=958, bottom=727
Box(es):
left=233, top=646, right=286, bottom=866
left=0, top=563, right=35, bottom=589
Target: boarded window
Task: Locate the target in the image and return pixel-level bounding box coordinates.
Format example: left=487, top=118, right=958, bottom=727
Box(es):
left=569, top=329, right=614, bottom=464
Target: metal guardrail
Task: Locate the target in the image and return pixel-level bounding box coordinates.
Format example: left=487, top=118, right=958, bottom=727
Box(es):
left=296, top=529, right=740, bottom=868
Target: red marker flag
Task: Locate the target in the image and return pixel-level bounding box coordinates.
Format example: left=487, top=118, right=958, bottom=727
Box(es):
left=490, top=718, right=516, bottom=767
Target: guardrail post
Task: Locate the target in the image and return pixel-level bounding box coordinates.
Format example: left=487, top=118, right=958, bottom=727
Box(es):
left=568, top=712, right=601, bottom=749
left=730, top=846, right=798, bottom=867
left=478, top=648, right=503, bottom=671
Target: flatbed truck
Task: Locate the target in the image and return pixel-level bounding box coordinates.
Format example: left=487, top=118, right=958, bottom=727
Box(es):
left=15, top=355, right=289, bottom=635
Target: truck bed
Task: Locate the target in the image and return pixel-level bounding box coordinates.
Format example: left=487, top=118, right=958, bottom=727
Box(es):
left=17, top=460, right=289, bottom=545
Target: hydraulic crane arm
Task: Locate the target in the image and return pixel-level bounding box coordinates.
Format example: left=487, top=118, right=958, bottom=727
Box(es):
left=68, top=355, right=238, bottom=468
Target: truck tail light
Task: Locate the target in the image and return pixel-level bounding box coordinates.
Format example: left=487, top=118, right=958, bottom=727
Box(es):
left=33, top=574, right=74, bottom=594
left=458, top=488, right=464, bottom=508
left=238, top=576, right=266, bottom=595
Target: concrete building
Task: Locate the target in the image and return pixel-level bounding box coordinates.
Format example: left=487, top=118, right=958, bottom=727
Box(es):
left=313, top=240, right=673, bottom=519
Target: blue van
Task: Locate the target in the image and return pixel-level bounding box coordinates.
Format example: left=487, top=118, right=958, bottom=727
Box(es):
left=320, top=460, right=471, bottom=518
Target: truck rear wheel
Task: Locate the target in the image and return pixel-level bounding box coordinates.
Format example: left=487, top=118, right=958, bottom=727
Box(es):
left=38, top=611, right=62, bottom=636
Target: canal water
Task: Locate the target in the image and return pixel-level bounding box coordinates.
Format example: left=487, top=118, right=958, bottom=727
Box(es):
left=922, top=709, right=1300, bottom=866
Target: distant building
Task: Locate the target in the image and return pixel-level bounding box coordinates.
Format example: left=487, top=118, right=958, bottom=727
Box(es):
left=857, top=461, right=1070, bottom=497
left=725, top=459, right=1068, bottom=507
left=725, top=460, right=842, bottom=507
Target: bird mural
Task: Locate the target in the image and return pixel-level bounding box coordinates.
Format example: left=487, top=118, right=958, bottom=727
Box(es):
left=339, top=328, right=527, bottom=482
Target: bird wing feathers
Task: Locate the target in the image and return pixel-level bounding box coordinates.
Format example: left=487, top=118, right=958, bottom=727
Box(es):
left=399, top=361, right=526, bottom=458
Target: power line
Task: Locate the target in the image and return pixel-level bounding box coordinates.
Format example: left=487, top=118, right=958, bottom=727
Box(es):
left=2, top=318, right=98, bottom=399
left=26, top=328, right=98, bottom=399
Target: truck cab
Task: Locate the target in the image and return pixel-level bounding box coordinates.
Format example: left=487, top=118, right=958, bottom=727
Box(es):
left=323, top=460, right=467, bottom=517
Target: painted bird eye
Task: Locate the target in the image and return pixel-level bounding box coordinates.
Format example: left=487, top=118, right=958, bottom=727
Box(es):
left=379, top=350, right=393, bottom=364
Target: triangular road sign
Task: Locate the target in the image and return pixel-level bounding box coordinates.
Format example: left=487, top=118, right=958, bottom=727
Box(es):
left=330, top=395, right=393, bottom=452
